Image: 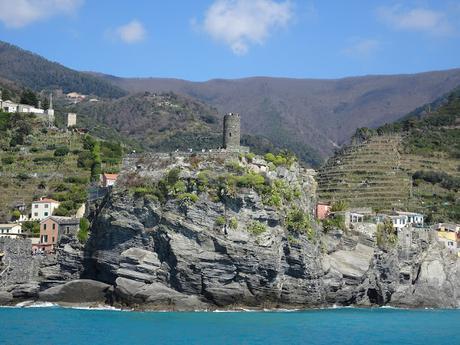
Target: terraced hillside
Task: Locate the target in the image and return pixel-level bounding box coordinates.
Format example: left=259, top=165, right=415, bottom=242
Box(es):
left=318, top=87, right=460, bottom=222
left=318, top=134, right=411, bottom=209
left=0, top=112, right=123, bottom=222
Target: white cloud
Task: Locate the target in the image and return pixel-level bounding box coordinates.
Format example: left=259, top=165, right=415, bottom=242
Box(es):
left=0, top=0, right=83, bottom=28
left=377, top=5, right=453, bottom=35
left=202, top=0, right=293, bottom=55
left=342, top=38, right=381, bottom=59
left=115, top=20, right=146, bottom=44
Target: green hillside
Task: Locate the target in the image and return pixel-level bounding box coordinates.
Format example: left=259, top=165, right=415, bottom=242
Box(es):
left=0, top=112, right=123, bottom=222
left=318, top=88, right=460, bottom=223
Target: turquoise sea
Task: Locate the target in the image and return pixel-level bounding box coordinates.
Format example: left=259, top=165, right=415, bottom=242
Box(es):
left=0, top=307, right=459, bottom=345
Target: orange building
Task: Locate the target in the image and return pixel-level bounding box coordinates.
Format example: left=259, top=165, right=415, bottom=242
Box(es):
left=36, top=216, right=80, bottom=253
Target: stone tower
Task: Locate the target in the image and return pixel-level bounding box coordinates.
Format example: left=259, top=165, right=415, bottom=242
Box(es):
left=67, top=113, right=77, bottom=128
left=223, top=112, right=241, bottom=150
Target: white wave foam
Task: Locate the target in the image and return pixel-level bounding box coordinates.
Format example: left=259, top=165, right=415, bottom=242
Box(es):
left=15, top=301, right=58, bottom=308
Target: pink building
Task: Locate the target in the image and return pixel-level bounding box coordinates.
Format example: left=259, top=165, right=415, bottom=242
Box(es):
left=316, top=202, right=331, bottom=220
left=36, top=216, right=80, bottom=253
left=100, top=173, right=119, bottom=187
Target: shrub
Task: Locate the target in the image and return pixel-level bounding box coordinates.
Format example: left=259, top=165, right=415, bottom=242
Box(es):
left=245, top=152, right=255, bottom=162
left=53, top=200, right=75, bottom=216
left=77, top=218, right=90, bottom=243
left=196, top=171, right=209, bottom=192
left=229, top=217, right=238, bottom=229
left=22, top=221, right=40, bottom=235
left=331, top=200, right=347, bottom=212
left=376, top=219, right=397, bottom=248
left=1, top=156, right=14, bottom=165
left=285, top=208, right=313, bottom=238
left=11, top=210, right=21, bottom=221
left=133, top=187, right=154, bottom=197
left=166, top=168, right=181, bottom=185
left=64, top=176, right=89, bottom=184
left=247, top=221, right=267, bottom=235
left=177, top=193, right=198, bottom=204
left=16, top=172, right=29, bottom=181
left=54, top=146, right=70, bottom=157
left=264, top=151, right=297, bottom=167
left=322, top=215, right=346, bottom=233
left=215, top=216, right=226, bottom=226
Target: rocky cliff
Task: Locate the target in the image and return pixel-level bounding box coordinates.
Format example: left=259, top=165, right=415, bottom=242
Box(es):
left=0, top=152, right=459, bottom=309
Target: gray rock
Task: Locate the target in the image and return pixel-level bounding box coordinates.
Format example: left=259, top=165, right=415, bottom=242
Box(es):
left=39, top=279, right=111, bottom=303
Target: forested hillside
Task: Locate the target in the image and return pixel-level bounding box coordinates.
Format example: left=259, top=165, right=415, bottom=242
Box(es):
left=0, top=41, right=126, bottom=98
left=101, top=69, right=460, bottom=166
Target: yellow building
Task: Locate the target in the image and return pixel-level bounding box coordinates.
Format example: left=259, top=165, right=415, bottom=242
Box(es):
left=434, top=223, right=460, bottom=256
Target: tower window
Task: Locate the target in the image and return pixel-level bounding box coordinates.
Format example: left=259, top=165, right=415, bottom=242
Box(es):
left=229, top=132, right=232, bottom=137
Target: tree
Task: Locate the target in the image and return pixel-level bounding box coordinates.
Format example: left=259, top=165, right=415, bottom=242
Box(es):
left=11, top=210, right=21, bottom=221
left=20, top=89, right=38, bottom=107
left=22, top=221, right=40, bottom=236
left=77, top=217, right=90, bottom=243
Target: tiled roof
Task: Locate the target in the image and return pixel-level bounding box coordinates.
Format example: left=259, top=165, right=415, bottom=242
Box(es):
left=33, top=198, right=60, bottom=204
left=103, top=173, right=119, bottom=180
left=42, top=216, right=80, bottom=225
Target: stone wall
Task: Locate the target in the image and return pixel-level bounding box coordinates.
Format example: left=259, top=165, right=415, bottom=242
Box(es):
left=0, top=238, right=39, bottom=287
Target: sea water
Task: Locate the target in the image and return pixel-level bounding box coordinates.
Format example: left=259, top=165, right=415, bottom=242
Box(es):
left=0, top=307, right=458, bottom=345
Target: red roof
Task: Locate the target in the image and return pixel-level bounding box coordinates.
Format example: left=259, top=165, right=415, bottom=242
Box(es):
left=103, top=173, right=119, bottom=180
left=33, top=198, right=59, bottom=204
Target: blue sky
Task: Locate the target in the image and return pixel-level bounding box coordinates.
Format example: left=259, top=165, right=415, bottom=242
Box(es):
left=0, top=0, right=459, bottom=81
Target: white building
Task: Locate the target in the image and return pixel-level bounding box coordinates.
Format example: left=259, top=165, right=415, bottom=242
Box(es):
left=0, top=91, right=53, bottom=120
left=395, top=211, right=424, bottom=227
left=0, top=224, right=24, bottom=238
left=30, top=197, right=60, bottom=221
left=389, top=215, right=408, bottom=230
left=67, top=113, right=77, bottom=128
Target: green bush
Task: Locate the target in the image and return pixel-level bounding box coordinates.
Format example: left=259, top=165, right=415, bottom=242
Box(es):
left=11, top=209, right=21, bottom=221
left=247, top=221, right=267, bottom=235
left=177, top=192, right=198, bottom=204
left=22, top=221, right=40, bottom=235
left=331, top=200, right=347, bottom=212
left=229, top=217, right=238, bottom=229
left=285, top=208, right=313, bottom=239
left=264, top=151, right=297, bottom=167
left=54, top=146, right=70, bottom=157
left=77, top=218, right=90, bottom=243
left=322, top=215, right=346, bottom=232
left=1, top=156, right=14, bottom=165
left=215, top=216, right=226, bottom=226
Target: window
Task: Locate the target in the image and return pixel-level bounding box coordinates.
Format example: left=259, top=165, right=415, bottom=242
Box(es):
left=52, top=224, right=55, bottom=230
left=34, top=212, right=38, bottom=217
left=43, top=224, right=47, bottom=230
left=34, top=204, right=38, bottom=208
left=44, top=212, right=48, bottom=217
left=44, top=204, right=49, bottom=208
left=52, top=237, right=55, bottom=242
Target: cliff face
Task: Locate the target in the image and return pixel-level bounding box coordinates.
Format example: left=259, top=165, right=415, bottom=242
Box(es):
left=1, top=152, right=459, bottom=309
left=83, top=153, right=459, bottom=309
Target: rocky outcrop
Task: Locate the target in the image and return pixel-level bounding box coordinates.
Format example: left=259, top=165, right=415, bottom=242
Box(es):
left=39, top=279, right=111, bottom=304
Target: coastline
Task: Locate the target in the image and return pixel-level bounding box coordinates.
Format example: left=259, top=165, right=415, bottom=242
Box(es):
left=2, top=300, right=457, bottom=312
